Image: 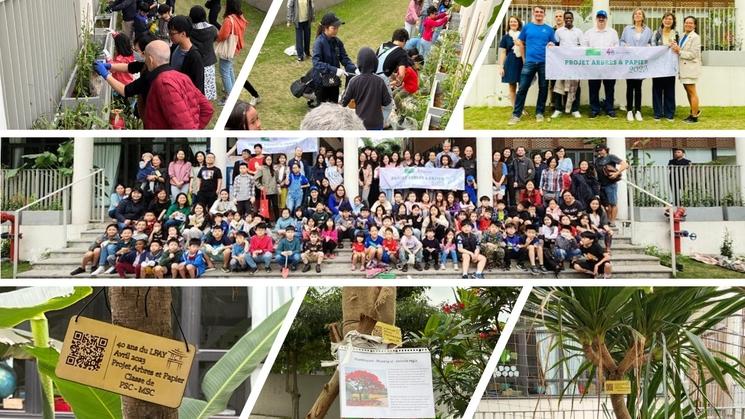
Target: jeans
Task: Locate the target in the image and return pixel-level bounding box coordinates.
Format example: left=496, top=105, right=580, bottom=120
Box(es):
left=295, top=21, right=311, bottom=59
left=108, top=208, right=117, bottom=218
left=513, top=61, right=548, bottom=117
left=219, top=58, right=234, bottom=96
left=398, top=248, right=423, bottom=264
left=98, top=244, right=119, bottom=267
left=246, top=252, right=272, bottom=268
left=286, top=192, right=303, bottom=212
left=275, top=253, right=301, bottom=267
left=230, top=256, right=247, bottom=270
left=626, top=79, right=643, bottom=112
left=440, top=249, right=458, bottom=265
left=420, top=39, right=433, bottom=59
left=588, top=79, right=616, bottom=115
left=170, top=184, right=189, bottom=203
left=554, top=247, right=581, bottom=262
left=377, top=73, right=394, bottom=125
left=652, top=76, right=676, bottom=119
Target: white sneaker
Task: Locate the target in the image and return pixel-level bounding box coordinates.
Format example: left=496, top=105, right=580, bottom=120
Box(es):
left=453, top=263, right=459, bottom=271
left=91, top=266, right=105, bottom=276
left=105, top=266, right=116, bottom=274
left=635, top=111, right=643, bottom=121
left=627, top=111, right=634, bottom=122
left=571, top=111, right=582, bottom=118
left=535, top=114, right=544, bottom=122
left=249, top=96, right=262, bottom=106
left=508, top=116, right=520, bottom=125
left=551, top=110, right=562, bottom=118
left=620, top=104, right=627, bottom=112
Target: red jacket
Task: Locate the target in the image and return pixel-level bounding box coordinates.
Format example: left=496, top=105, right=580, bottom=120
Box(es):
left=143, top=66, right=213, bottom=129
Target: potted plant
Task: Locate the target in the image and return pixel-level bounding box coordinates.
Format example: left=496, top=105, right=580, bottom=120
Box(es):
left=59, top=26, right=112, bottom=114
left=722, top=192, right=745, bottom=221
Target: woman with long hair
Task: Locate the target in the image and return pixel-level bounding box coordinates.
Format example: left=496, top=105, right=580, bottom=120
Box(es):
left=254, top=154, right=280, bottom=220
left=275, top=153, right=290, bottom=211
left=674, top=16, right=702, bottom=123
left=169, top=149, right=192, bottom=203
left=190, top=151, right=207, bottom=200
left=215, top=0, right=248, bottom=104
left=620, top=8, right=653, bottom=121
left=497, top=16, right=524, bottom=107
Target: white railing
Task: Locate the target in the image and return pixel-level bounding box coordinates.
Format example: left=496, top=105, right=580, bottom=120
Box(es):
left=11, top=169, right=106, bottom=279
left=627, top=165, right=742, bottom=207
left=505, top=5, right=739, bottom=51
left=474, top=406, right=745, bottom=419
left=1, top=169, right=73, bottom=210
left=625, top=179, right=677, bottom=277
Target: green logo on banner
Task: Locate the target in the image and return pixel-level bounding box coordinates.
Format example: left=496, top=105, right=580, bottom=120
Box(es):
left=585, top=48, right=601, bottom=56
left=404, top=168, right=415, bottom=176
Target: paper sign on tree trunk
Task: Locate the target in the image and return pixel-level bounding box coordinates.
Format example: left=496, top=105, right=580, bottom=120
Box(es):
left=55, top=317, right=196, bottom=408
left=338, top=347, right=435, bottom=418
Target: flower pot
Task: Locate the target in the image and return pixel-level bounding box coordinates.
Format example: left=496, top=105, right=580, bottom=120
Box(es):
left=59, top=64, right=112, bottom=113
left=723, top=206, right=745, bottom=221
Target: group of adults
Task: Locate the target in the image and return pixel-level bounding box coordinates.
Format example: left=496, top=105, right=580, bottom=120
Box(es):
left=97, top=0, right=249, bottom=129
left=499, top=6, right=702, bottom=124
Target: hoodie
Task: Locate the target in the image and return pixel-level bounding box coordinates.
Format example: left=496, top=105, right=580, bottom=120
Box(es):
left=341, top=47, right=392, bottom=130
left=191, top=22, right=219, bottom=66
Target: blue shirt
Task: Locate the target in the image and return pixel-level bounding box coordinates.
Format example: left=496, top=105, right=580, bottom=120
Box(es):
left=519, top=22, right=555, bottom=63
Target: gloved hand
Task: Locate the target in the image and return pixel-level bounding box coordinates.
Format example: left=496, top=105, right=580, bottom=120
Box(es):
left=335, top=67, right=345, bottom=77
left=93, top=61, right=110, bottom=79
left=354, top=68, right=361, bottom=76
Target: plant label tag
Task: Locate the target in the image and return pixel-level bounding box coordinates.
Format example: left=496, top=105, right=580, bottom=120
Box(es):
left=55, top=317, right=196, bottom=408
left=604, top=380, right=631, bottom=395
left=372, top=322, right=402, bottom=346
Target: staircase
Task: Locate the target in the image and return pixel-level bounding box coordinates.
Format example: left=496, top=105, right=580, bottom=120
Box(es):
left=18, top=222, right=673, bottom=278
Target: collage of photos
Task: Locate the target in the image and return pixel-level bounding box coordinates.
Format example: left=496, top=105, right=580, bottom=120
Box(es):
left=1, top=0, right=744, bottom=418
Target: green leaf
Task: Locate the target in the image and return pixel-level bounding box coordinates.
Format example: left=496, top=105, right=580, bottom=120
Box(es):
left=179, top=301, right=292, bottom=419
left=0, top=287, right=93, bottom=328
left=24, top=346, right=122, bottom=419
left=0, top=328, right=62, bottom=359
left=683, top=329, right=729, bottom=393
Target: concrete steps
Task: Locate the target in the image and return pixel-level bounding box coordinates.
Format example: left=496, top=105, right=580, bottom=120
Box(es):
left=23, top=222, right=673, bottom=279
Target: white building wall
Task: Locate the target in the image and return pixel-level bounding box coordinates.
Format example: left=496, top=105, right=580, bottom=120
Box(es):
left=631, top=220, right=745, bottom=255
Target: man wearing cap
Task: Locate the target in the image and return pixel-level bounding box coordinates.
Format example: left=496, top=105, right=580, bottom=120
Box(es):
left=311, top=12, right=358, bottom=104
left=594, top=144, right=628, bottom=225
left=509, top=6, right=556, bottom=125
left=583, top=10, right=620, bottom=118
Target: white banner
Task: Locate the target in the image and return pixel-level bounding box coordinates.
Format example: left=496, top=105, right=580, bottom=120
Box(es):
left=236, top=138, right=318, bottom=156
left=339, top=348, right=435, bottom=418
left=546, top=46, right=678, bottom=80
left=379, top=167, right=465, bottom=190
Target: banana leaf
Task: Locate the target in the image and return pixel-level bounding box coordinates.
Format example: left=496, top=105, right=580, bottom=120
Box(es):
left=0, top=287, right=92, bottom=328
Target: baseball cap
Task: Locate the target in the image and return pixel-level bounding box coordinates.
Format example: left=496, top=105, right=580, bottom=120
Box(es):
left=321, top=13, right=344, bottom=27
left=466, top=175, right=475, bottom=182
left=596, top=10, right=608, bottom=18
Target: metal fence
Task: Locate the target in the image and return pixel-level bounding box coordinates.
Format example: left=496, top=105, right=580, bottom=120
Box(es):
left=475, top=407, right=745, bottom=419
left=1, top=169, right=73, bottom=210
left=505, top=5, right=739, bottom=51
left=626, top=165, right=742, bottom=207
left=0, top=0, right=82, bottom=129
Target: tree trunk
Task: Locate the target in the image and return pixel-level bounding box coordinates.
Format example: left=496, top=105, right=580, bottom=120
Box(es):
left=341, top=287, right=396, bottom=335
left=610, top=394, right=632, bottom=419
left=290, top=351, right=301, bottom=419
left=109, top=287, right=177, bottom=419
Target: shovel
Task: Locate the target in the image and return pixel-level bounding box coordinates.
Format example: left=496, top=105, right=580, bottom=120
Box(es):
left=281, top=254, right=290, bottom=278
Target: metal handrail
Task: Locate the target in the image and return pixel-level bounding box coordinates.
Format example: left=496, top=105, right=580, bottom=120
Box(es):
left=12, top=168, right=105, bottom=279
left=625, top=179, right=677, bottom=278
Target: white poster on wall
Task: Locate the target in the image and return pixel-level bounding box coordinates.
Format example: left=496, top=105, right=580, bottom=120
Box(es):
left=338, top=347, right=435, bottom=418
left=379, top=167, right=465, bottom=190
left=236, top=138, right=319, bottom=155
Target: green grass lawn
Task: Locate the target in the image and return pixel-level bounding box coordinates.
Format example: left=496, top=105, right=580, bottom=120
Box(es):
left=0, top=261, right=31, bottom=279
left=245, top=0, right=408, bottom=129
left=676, top=256, right=745, bottom=279
left=174, top=0, right=265, bottom=128
left=464, top=105, right=745, bottom=130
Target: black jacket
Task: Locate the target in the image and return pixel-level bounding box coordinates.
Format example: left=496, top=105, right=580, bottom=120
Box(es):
left=170, top=44, right=206, bottom=93
left=512, top=156, right=534, bottom=188
left=110, top=0, right=136, bottom=21
left=115, top=198, right=147, bottom=223
left=190, top=23, right=219, bottom=67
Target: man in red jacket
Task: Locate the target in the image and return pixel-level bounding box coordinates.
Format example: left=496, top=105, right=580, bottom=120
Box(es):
left=142, top=40, right=213, bottom=129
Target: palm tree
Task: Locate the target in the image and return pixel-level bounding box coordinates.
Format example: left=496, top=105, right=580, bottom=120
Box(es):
left=524, top=287, right=745, bottom=419
left=109, top=287, right=177, bottom=419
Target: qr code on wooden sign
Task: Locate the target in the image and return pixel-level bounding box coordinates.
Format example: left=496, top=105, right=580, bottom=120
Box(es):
left=65, top=331, right=108, bottom=371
